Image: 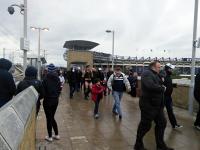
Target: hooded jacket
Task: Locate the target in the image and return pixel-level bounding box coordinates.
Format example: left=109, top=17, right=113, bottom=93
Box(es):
left=42, top=72, right=61, bottom=101
left=16, top=66, right=44, bottom=100
left=91, top=84, right=104, bottom=102
left=0, top=58, right=16, bottom=106
left=163, top=71, right=174, bottom=96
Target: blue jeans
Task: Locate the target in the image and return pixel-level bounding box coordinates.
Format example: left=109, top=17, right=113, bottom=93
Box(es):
left=112, top=91, right=123, bottom=116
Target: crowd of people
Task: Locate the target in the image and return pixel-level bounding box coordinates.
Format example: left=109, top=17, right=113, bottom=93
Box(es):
left=0, top=58, right=200, bottom=149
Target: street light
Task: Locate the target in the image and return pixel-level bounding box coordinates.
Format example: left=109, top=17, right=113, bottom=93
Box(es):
left=106, top=30, right=115, bottom=70
left=8, top=0, right=29, bottom=75
left=189, top=0, right=199, bottom=114
left=31, top=26, right=49, bottom=80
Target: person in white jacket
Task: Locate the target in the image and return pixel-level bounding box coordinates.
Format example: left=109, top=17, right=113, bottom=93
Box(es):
left=107, top=66, right=131, bottom=120
left=59, top=72, right=65, bottom=89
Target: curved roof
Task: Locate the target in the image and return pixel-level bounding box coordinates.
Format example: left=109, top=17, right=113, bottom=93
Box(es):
left=63, top=40, right=99, bottom=50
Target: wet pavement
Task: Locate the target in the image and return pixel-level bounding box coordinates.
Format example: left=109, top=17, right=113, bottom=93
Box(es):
left=36, top=84, right=200, bottom=150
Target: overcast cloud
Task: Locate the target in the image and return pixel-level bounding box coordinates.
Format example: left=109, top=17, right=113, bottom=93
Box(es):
left=0, top=0, right=199, bottom=66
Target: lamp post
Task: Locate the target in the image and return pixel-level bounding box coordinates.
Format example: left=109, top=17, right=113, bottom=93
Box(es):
left=8, top=0, right=29, bottom=75
left=189, top=0, right=199, bottom=114
left=106, top=30, right=115, bottom=70
left=30, top=27, right=49, bottom=80
left=3, top=48, right=5, bottom=58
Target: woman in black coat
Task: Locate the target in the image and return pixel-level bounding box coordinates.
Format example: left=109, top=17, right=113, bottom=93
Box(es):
left=43, top=64, right=61, bottom=142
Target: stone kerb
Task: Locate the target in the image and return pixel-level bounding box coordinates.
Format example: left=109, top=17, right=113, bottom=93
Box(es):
left=0, top=86, right=38, bottom=150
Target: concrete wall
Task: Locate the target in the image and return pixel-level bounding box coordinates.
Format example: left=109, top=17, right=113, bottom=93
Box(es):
left=0, top=86, right=38, bottom=150
left=172, top=84, right=199, bottom=111
left=67, top=50, right=93, bottom=68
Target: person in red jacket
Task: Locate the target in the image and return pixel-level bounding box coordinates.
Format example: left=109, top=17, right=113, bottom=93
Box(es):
left=91, top=78, right=104, bottom=119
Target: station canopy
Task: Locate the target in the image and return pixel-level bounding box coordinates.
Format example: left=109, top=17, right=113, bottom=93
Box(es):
left=63, top=40, right=99, bottom=50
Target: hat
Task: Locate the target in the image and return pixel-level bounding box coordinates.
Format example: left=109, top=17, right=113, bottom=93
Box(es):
left=165, top=63, right=175, bottom=69
left=25, top=66, right=37, bottom=77
left=94, top=78, right=101, bottom=84
left=0, top=58, right=12, bottom=71
left=48, top=63, right=57, bottom=73
left=98, top=68, right=102, bottom=71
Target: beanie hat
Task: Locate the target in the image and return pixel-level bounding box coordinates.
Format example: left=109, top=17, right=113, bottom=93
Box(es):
left=25, top=66, right=37, bottom=77
left=165, top=63, right=175, bottom=70
left=48, top=63, right=57, bottom=73
left=94, top=78, right=101, bottom=84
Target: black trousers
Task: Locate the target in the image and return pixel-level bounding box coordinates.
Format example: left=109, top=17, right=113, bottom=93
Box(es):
left=195, top=101, right=200, bottom=126
left=36, top=100, right=41, bottom=116
left=43, top=99, right=59, bottom=137
left=129, top=87, right=137, bottom=97
left=94, top=98, right=101, bottom=115
left=135, top=107, right=167, bottom=148
left=69, top=84, right=76, bottom=98
left=164, top=96, right=178, bottom=127
left=84, top=85, right=90, bottom=98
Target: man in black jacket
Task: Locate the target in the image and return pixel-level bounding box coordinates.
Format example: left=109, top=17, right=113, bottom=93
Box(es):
left=163, top=63, right=183, bottom=129
left=67, top=67, right=78, bottom=99
left=194, top=69, right=200, bottom=130
left=134, top=61, right=174, bottom=150
left=16, top=66, right=44, bottom=115
left=0, top=58, right=16, bottom=107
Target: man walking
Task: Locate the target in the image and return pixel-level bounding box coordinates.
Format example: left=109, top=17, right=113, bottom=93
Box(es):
left=107, top=66, right=131, bottom=120
left=134, top=61, right=174, bottom=150
left=67, top=67, right=78, bottom=99
left=163, top=63, right=183, bottom=129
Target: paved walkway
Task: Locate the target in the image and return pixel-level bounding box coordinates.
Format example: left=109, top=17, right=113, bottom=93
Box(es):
left=36, top=84, right=200, bottom=150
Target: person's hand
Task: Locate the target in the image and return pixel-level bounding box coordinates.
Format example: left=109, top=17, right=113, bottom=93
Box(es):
left=127, top=88, right=131, bottom=93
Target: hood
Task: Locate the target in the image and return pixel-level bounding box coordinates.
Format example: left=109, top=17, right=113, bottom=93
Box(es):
left=0, top=58, right=12, bottom=71
left=25, top=66, right=37, bottom=78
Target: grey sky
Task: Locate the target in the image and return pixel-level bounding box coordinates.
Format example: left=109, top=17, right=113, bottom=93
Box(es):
left=0, top=0, right=199, bottom=66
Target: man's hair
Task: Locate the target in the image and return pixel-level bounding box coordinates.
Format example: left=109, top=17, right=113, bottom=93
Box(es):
left=115, top=66, right=121, bottom=71
left=86, top=65, right=90, bottom=68
left=149, top=60, right=160, bottom=69
left=94, top=78, right=101, bottom=84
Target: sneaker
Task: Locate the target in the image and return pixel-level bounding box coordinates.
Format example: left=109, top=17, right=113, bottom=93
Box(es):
left=157, top=147, right=174, bottom=150
left=134, top=144, right=147, bottom=150
left=194, top=125, right=200, bottom=130
left=94, top=114, right=99, bottom=119
left=173, top=125, right=183, bottom=129
left=112, top=111, right=118, bottom=116
left=45, top=136, right=53, bottom=142
left=52, top=135, right=60, bottom=140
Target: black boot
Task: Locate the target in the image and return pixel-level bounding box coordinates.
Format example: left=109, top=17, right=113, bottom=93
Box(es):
left=134, top=141, right=147, bottom=150
left=157, top=146, right=174, bottom=150
left=134, top=145, right=147, bottom=150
